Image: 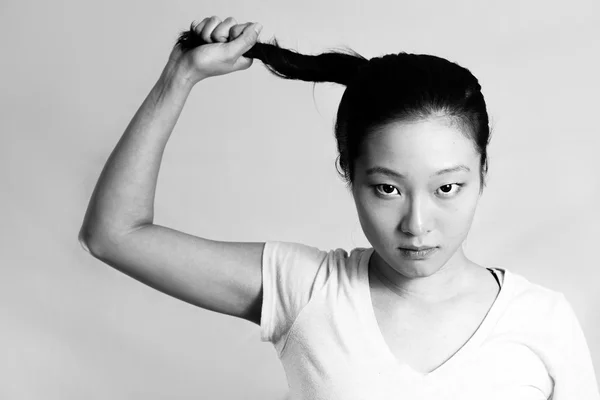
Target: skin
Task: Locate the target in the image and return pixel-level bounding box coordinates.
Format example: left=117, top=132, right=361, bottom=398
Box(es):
left=351, top=116, right=491, bottom=306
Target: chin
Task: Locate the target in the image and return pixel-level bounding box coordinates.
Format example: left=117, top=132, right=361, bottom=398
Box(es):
left=405, top=261, right=445, bottom=277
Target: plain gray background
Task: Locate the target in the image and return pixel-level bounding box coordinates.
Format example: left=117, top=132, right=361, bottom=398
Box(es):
left=2, top=0, right=599, bottom=398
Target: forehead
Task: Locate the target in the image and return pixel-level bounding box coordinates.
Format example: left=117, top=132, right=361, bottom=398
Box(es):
left=357, top=118, right=479, bottom=173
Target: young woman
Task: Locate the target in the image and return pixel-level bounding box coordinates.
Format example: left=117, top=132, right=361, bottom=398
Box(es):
left=78, top=16, right=599, bottom=400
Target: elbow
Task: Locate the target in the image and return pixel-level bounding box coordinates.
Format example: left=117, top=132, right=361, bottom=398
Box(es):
left=78, top=222, right=148, bottom=257
left=79, top=235, right=95, bottom=256
left=78, top=225, right=105, bottom=257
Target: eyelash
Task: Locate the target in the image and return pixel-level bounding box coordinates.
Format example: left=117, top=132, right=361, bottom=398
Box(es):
left=372, top=183, right=465, bottom=198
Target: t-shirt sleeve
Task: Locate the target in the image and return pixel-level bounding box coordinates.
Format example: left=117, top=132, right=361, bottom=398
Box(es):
left=547, top=293, right=600, bottom=400
left=259, top=241, right=332, bottom=352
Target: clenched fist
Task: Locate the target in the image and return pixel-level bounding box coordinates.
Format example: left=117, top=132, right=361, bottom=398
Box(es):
left=168, top=16, right=263, bottom=84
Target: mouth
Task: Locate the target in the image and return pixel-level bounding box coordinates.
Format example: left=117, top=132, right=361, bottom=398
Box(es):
left=397, top=246, right=438, bottom=260
left=399, top=246, right=437, bottom=251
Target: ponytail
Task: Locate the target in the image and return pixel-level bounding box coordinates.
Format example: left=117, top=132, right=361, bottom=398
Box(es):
left=176, top=24, right=368, bottom=86
left=176, top=24, right=491, bottom=191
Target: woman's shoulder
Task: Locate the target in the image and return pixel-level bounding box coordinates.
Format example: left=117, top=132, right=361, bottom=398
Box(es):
left=265, top=240, right=371, bottom=263
left=493, top=266, right=570, bottom=319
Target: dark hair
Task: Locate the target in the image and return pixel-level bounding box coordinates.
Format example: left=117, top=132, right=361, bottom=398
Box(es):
left=177, top=27, right=491, bottom=193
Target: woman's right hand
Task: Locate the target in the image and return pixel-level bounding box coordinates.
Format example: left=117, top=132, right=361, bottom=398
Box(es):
left=168, top=16, right=263, bottom=85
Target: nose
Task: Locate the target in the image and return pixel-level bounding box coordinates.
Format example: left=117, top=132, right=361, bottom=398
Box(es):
left=399, top=194, right=432, bottom=237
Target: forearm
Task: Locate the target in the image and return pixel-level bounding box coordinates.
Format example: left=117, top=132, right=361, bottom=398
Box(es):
left=79, top=61, right=197, bottom=245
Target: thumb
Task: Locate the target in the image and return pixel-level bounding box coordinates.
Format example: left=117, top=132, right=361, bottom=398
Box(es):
left=227, top=22, right=262, bottom=59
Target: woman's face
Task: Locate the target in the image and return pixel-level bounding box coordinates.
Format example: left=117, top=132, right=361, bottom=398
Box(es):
left=351, top=117, right=482, bottom=278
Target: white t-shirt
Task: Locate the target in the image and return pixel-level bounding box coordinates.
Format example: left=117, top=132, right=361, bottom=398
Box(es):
left=259, top=241, right=600, bottom=400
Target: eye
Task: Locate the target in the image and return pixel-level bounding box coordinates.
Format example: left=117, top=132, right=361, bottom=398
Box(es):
left=373, top=184, right=400, bottom=197
left=436, top=183, right=464, bottom=198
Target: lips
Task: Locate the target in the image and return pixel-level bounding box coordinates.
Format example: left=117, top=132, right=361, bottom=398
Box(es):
left=399, top=246, right=437, bottom=251
left=398, top=246, right=439, bottom=260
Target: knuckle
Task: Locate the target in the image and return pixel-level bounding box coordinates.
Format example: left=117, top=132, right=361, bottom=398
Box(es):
left=229, top=25, right=243, bottom=38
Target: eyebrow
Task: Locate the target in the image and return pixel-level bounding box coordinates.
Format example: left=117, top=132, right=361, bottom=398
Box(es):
left=365, top=165, right=471, bottom=179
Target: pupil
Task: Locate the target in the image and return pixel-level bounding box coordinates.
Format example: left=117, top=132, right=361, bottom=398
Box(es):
left=441, top=185, right=451, bottom=192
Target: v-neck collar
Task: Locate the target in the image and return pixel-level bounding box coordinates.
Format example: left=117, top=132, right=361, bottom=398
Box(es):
left=359, top=247, right=511, bottom=380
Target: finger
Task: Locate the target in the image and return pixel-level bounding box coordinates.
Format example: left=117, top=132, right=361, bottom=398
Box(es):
left=192, top=18, right=209, bottom=34
left=200, top=16, right=222, bottom=43
left=229, top=22, right=251, bottom=41
left=211, top=17, right=237, bottom=43
left=226, top=22, right=262, bottom=58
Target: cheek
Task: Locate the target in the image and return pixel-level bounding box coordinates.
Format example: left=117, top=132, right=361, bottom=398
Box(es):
left=355, top=194, right=395, bottom=236
left=439, top=198, right=478, bottom=237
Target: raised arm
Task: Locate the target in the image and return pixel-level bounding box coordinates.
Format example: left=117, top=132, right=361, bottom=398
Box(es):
left=78, top=17, right=266, bottom=324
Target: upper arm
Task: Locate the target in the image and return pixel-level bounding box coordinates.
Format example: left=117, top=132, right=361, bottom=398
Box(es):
left=547, top=293, right=600, bottom=399
left=82, top=224, right=265, bottom=325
